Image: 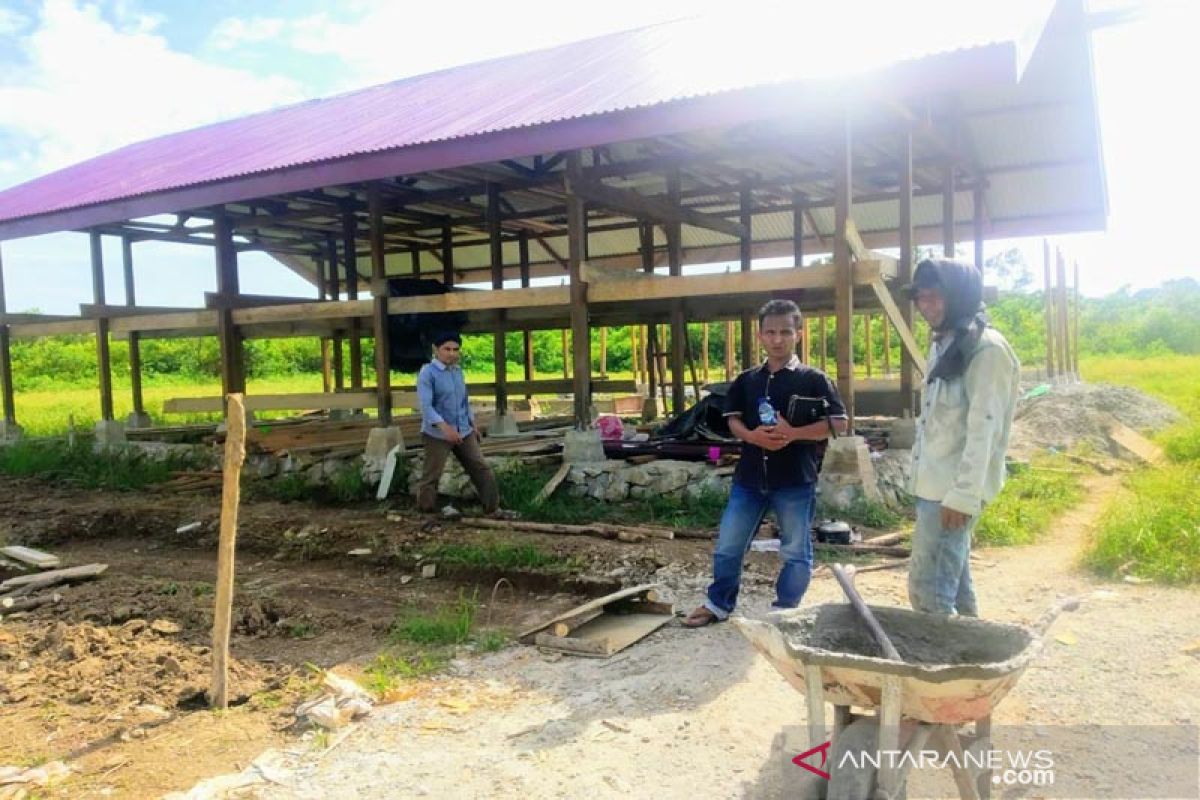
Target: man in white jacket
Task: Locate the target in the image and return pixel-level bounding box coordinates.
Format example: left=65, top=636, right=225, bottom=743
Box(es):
left=908, top=259, right=1020, bottom=616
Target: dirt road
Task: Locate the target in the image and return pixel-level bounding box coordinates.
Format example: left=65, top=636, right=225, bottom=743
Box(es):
left=236, top=475, right=1200, bottom=799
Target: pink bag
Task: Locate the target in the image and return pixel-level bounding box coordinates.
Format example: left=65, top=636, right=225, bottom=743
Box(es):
left=597, top=415, right=625, bottom=441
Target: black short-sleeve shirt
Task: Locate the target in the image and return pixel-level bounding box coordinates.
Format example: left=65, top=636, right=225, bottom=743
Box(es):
left=725, top=356, right=847, bottom=490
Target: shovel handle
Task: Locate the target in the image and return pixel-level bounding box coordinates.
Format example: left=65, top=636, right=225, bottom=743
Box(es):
left=832, top=563, right=903, bottom=662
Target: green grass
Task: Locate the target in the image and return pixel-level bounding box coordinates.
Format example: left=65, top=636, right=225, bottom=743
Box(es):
left=422, top=538, right=577, bottom=572
left=0, top=438, right=202, bottom=490
left=816, top=496, right=905, bottom=530
left=975, top=456, right=1085, bottom=546
left=388, top=593, right=478, bottom=646
left=1080, top=355, right=1200, bottom=583
left=362, top=651, right=448, bottom=695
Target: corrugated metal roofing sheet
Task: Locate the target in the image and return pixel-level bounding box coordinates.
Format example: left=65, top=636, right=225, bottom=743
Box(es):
left=0, top=3, right=1055, bottom=234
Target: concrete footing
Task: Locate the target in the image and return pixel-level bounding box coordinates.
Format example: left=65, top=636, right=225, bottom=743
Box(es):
left=126, top=411, right=154, bottom=430
left=641, top=397, right=659, bottom=422
left=488, top=413, right=520, bottom=437
left=888, top=417, right=917, bottom=450
left=817, top=435, right=883, bottom=509
left=364, top=426, right=405, bottom=475
left=563, top=427, right=606, bottom=463
left=93, top=419, right=127, bottom=449
left=0, top=419, right=23, bottom=443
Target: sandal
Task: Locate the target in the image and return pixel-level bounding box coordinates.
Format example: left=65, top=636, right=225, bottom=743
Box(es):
left=682, top=606, right=722, bottom=628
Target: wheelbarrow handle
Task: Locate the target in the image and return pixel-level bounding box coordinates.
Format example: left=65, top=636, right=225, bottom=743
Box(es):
left=1033, top=595, right=1082, bottom=636
left=832, top=563, right=903, bottom=662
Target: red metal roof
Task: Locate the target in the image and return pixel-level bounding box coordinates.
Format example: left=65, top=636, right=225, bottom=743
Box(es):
left=0, top=10, right=1053, bottom=240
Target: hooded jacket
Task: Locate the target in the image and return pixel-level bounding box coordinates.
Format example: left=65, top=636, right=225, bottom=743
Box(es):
left=908, top=260, right=1021, bottom=516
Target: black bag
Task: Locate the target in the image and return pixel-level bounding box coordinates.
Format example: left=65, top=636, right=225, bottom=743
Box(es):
left=786, top=395, right=839, bottom=440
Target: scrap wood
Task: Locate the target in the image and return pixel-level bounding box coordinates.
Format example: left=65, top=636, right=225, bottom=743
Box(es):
left=1, top=591, right=63, bottom=614
left=816, top=542, right=910, bottom=558
left=531, top=463, right=571, bottom=506
left=519, top=584, right=674, bottom=658
left=0, top=546, right=60, bottom=569
left=1, top=563, right=108, bottom=593
left=861, top=531, right=907, bottom=547
left=461, top=517, right=674, bottom=541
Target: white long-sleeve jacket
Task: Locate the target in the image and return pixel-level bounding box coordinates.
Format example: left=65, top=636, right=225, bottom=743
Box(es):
left=909, top=327, right=1021, bottom=516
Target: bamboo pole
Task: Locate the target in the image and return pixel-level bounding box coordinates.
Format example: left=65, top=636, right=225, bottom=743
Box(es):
left=211, top=392, right=247, bottom=709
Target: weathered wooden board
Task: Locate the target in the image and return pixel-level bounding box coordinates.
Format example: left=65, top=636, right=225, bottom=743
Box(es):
left=1, top=563, right=107, bottom=592
left=519, top=583, right=674, bottom=657
left=0, top=546, right=60, bottom=569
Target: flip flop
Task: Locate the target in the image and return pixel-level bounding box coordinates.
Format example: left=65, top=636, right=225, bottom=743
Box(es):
left=682, top=606, right=722, bottom=628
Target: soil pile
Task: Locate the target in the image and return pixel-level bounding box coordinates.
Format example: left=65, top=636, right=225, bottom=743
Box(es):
left=1009, top=382, right=1181, bottom=459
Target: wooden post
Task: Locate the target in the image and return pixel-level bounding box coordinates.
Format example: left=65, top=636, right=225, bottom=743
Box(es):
left=864, top=313, right=873, bottom=378
left=657, top=323, right=670, bottom=409
left=801, top=316, right=810, bottom=364
left=793, top=191, right=805, bottom=267
left=327, top=234, right=344, bottom=391
left=701, top=323, right=710, bottom=382
left=834, top=112, right=856, bottom=426
left=942, top=163, right=956, bottom=258
left=1042, top=239, right=1056, bottom=378
left=561, top=329, right=570, bottom=379
left=89, top=232, right=115, bottom=422
left=367, top=185, right=392, bottom=425
left=316, top=256, right=332, bottom=394
left=1056, top=248, right=1071, bottom=380
left=599, top=328, right=608, bottom=377
left=0, top=245, right=15, bottom=427
left=724, top=320, right=735, bottom=380
left=667, top=170, right=686, bottom=414
left=519, top=231, right=534, bottom=398
left=341, top=205, right=363, bottom=390
left=973, top=185, right=985, bottom=271
left=214, top=210, right=245, bottom=397
left=564, top=153, right=592, bottom=427
left=120, top=236, right=145, bottom=418
left=210, top=392, right=247, bottom=710
left=898, top=127, right=917, bottom=416
left=640, top=223, right=659, bottom=410
left=819, top=316, right=828, bottom=370
left=1073, top=260, right=1081, bottom=376
left=411, top=246, right=421, bottom=276
left=441, top=224, right=455, bottom=287
left=883, top=321, right=892, bottom=375
left=739, top=188, right=754, bottom=369
left=487, top=183, right=509, bottom=418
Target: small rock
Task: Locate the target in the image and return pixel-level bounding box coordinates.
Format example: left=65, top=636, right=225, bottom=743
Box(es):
left=159, top=656, right=184, bottom=676
left=347, top=548, right=372, bottom=556
left=400, top=575, right=414, bottom=585
left=150, top=619, right=181, bottom=635
left=440, top=505, right=462, bottom=520
left=422, top=564, right=437, bottom=579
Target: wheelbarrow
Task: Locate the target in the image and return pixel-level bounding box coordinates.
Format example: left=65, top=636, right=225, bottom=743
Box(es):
left=735, top=570, right=1076, bottom=800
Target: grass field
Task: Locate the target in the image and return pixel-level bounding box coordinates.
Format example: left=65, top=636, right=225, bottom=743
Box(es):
left=1080, top=355, right=1200, bottom=584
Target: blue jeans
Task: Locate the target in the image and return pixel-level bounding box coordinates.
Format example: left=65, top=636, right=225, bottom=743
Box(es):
left=704, top=482, right=816, bottom=620
left=908, top=498, right=978, bottom=616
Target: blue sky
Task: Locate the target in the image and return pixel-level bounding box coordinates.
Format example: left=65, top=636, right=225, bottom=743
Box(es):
left=0, top=0, right=1195, bottom=314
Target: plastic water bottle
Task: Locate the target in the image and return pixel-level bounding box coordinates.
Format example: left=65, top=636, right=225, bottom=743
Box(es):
left=758, top=398, right=777, bottom=426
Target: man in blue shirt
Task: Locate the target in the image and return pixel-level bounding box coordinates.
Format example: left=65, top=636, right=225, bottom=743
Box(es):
left=684, top=299, right=848, bottom=627
left=415, top=332, right=500, bottom=514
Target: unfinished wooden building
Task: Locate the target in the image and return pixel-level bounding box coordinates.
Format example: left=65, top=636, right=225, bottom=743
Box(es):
left=0, top=1, right=1106, bottom=443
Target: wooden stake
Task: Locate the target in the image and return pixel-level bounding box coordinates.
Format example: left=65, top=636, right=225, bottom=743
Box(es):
left=561, top=329, right=570, bottom=379
left=599, top=327, right=608, bottom=377
left=211, top=392, right=247, bottom=710
left=724, top=320, right=735, bottom=380
left=701, top=323, right=709, bottom=382
left=864, top=313, right=873, bottom=378
left=1042, top=239, right=1055, bottom=378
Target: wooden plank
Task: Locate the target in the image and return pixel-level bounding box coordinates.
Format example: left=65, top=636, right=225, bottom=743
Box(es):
left=79, top=303, right=199, bottom=318
left=569, top=176, right=745, bottom=239
left=870, top=281, right=927, bottom=376
left=90, top=232, right=114, bottom=421
left=518, top=583, right=664, bottom=643
left=109, top=309, right=220, bottom=334
left=1, top=563, right=107, bottom=592
left=739, top=188, right=754, bottom=369
left=898, top=126, right=916, bottom=415
left=589, top=261, right=881, bottom=304
left=532, top=462, right=571, bottom=506
left=121, top=237, right=145, bottom=417
left=844, top=219, right=898, bottom=272
left=536, top=612, right=673, bottom=658
left=668, top=170, right=686, bottom=414
left=565, top=152, right=591, bottom=427
left=368, top=184, right=392, bottom=424
left=834, top=114, right=855, bottom=424
left=210, top=393, right=247, bottom=709
left=0, top=546, right=60, bottom=569
left=8, top=319, right=95, bottom=338
left=1108, top=422, right=1165, bottom=464
left=204, top=292, right=315, bottom=309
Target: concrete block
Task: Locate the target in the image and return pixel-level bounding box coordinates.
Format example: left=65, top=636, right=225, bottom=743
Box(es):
left=641, top=397, right=660, bottom=422
left=488, top=413, right=520, bottom=437
left=93, top=419, right=127, bottom=449
left=818, top=435, right=883, bottom=506
left=364, top=426, right=405, bottom=475
left=125, top=411, right=154, bottom=430
left=0, top=420, right=23, bottom=443
left=888, top=417, right=917, bottom=450
left=562, top=428, right=606, bottom=464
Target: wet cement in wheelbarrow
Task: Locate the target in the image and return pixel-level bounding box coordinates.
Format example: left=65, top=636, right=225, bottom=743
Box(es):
left=781, top=605, right=1033, bottom=666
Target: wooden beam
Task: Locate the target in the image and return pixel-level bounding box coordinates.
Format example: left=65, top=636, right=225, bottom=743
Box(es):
left=341, top=205, right=363, bottom=390
left=942, top=163, right=956, bottom=257
left=569, top=176, right=746, bottom=239
left=0, top=245, right=14, bottom=425
left=844, top=219, right=898, bottom=272
left=640, top=223, right=659, bottom=414
left=973, top=185, right=985, bottom=270
left=120, top=237, right=144, bottom=417
left=1056, top=247, right=1071, bottom=378
left=739, top=188, right=754, bottom=369
left=213, top=210, right=246, bottom=396
left=865, top=313, right=873, bottom=378
left=898, top=126, right=917, bottom=416
left=368, top=185, right=392, bottom=424
left=327, top=234, right=344, bottom=391
left=519, top=231, right=534, bottom=398
left=834, top=114, right=855, bottom=425
left=488, top=182, right=509, bottom=417
left=869, top=280, right=927, bottom=375
left=667, top=170, right=686, bottom=414
left=589, top=260, right=882, bottom=303
left=89, top=231, right=114, bottom=421
left=1043, top=239, right=1055, bottom=377
left=565, top=153, right=592, bottom=427
left=792, top=192, right=805, bottom=267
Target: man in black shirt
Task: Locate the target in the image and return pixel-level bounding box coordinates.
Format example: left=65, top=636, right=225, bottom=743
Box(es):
left=684, top=299, right=848, bottom=627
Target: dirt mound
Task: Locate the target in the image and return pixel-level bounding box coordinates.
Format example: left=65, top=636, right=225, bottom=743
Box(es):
left=1, top=619, right=284, bottom=713
left=1010, top=382, right=1181, bottom=460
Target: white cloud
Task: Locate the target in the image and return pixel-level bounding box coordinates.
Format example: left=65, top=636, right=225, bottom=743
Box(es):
left=0, top=0, right=306, bottom=179
left=0, top=7, right=30, bottom=36
left=208, top=16, right=287, bottom=50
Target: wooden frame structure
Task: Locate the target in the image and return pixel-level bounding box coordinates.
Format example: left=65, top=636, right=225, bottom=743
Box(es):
left=0, top=2, right=1106, bottom=435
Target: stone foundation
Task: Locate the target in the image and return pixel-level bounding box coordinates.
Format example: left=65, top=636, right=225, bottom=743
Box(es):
left=564, top=459, right=731, bottom=503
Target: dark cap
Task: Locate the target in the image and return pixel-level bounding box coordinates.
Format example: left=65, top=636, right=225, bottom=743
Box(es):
left=432, top=331, right=462, bottom=347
